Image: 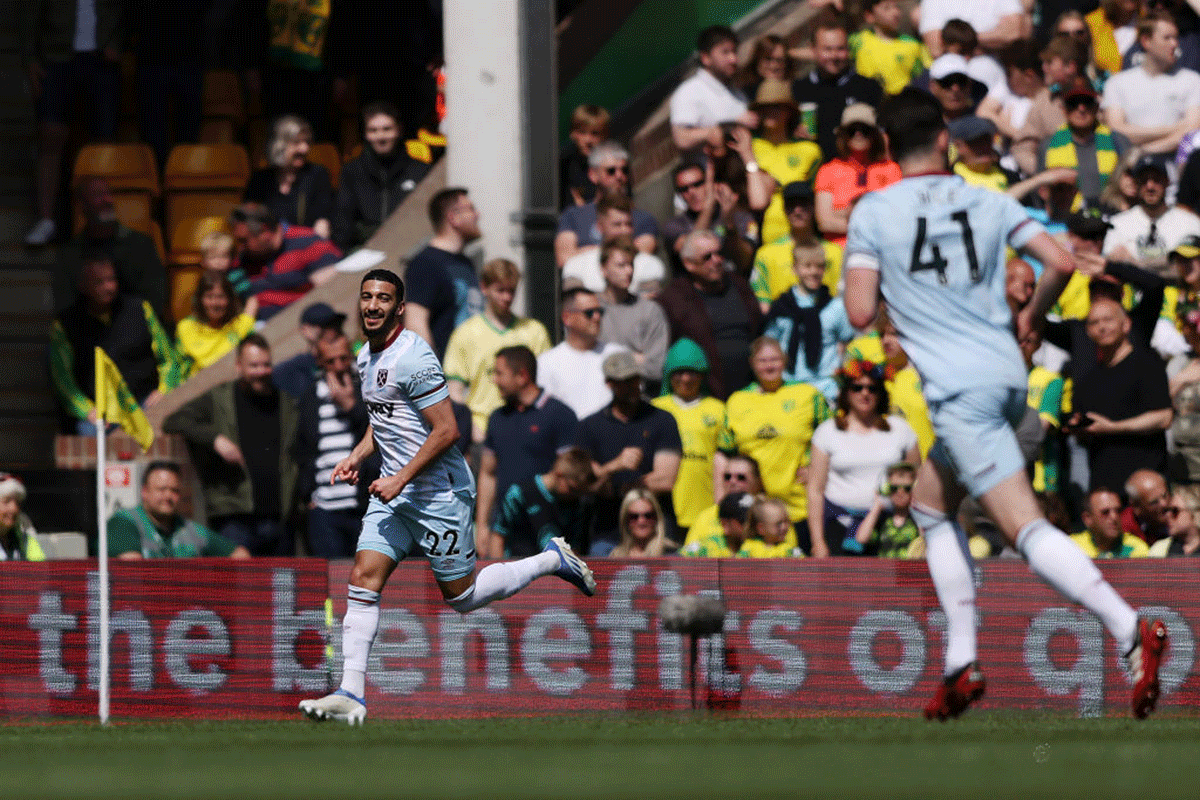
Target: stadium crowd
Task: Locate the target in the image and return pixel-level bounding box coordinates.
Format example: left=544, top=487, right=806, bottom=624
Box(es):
left=11, top=0, right=1200, bottom=565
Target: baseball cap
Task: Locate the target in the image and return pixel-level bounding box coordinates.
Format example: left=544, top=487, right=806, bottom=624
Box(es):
left=782, top=181, right=815, bottom=207
left=1131, top=155, right=1169, bottom=180
left=750, top=79, right=797, bottom=110
left=1065, top=212, right=1112, bottom=240
left=300, top=302, right=347, bottom=329
left=947, top=115, right=997, bottom=142
left=839, top=102, right=877, bottom=129
left=1172, top=235, right=1200, bottom=259
left=718, top=491, right=754, bottom=522
left=602, top=350, right=640, bottom=381
left=929, top=53, right=970, bottom=82
left=1060, top=75, right=1099, bottom=101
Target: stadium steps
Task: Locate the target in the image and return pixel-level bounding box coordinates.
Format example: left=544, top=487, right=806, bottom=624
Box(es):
left=0, top=267, right=58, bottom=469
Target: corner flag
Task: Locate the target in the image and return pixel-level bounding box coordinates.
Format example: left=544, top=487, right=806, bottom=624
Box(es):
left=93, top=347, right=154, bottom=451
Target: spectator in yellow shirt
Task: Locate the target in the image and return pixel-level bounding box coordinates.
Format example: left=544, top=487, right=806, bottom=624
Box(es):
left=175, top=270, right=256, bottom=377
left=750, top=79, right=822, bottom=245
left=739, top=495, right=803, bottom=557
left=750, top=182, right=842, bottom=313
left=851, top=0, right=930, bottom=95
left=1070, top=487, right=1150, bottom=558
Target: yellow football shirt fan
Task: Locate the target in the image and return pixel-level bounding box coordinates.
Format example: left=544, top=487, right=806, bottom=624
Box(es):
left=651, top=394, right=725, bottom=529
left=850, top=28, right=930, bottom=95
left=719, top=383, right=829, bottom=522
left=752, top=138, right=822, bottom=245
left=443, top=314, right=551, bottom=437
left=751, top=236, right=843, bottom=307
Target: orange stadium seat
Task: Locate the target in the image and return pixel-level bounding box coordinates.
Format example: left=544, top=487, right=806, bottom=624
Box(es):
left=169, top=265, right=204, bottom=325
left=73, top=143, right=160, bottom=195
left=169, top=216, right=227, bottom=267
left=163, top=144, right=250, bottom=242
left=73, top=192, right=154, bottom=236
left=199, top=70, right=245, bottom=144
left=147, top=220, right=166, bottom=265
left=307, top=142, right=342, bottom=189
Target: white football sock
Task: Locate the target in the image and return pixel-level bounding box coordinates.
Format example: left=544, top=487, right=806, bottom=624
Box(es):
left=922, top=518, right=978, bottom=676
left=447, top=552, right=559, bottom=613
left=339, top=585, right=380, bottom=698
left=1017, top=518, right=1138, bottom=653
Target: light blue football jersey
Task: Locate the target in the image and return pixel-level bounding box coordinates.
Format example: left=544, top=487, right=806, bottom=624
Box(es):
left=358, top=329, right=475, bottom=500
left=844, top=174, right=1044, bottom=401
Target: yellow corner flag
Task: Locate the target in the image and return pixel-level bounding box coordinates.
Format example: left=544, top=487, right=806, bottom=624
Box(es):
left=94, top=347, right=154, bottom=451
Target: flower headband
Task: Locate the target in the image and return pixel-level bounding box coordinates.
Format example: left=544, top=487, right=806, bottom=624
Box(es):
left=837, top=358, right=887, bottom=386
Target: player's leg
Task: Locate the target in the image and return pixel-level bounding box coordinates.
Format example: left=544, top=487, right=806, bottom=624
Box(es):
left=300, top=500, right=400, bottom=724
left=910, top=452, right=975, bottom=677
left=955, top=388, right=1167, bottom=718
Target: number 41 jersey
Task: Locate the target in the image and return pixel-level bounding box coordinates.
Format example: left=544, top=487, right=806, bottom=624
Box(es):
left=844, top=173, right=1045, bottom=402
left=357, top=328, right=474, bottom=501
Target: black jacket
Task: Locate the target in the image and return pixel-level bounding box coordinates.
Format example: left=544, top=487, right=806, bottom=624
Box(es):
left=333, top=147, right=431, bottom=249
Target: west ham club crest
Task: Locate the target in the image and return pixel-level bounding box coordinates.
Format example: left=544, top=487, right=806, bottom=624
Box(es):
left=376, top=369, right=388, bottom=388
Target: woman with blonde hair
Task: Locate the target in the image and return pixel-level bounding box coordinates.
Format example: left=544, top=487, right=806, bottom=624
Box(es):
left=610, top=489, right=676, bottom=557
left=1152, top=485, right=1200, bottom=556
left=243, top=114, right=334, bottom=238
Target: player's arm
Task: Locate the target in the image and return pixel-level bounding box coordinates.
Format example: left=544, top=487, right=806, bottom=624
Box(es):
left=1017, top=231, right=1075, bottom=339
left=369, top=397, right=459, bottom=502
left=331, top=423, right=376, bottom=485
left=843, top=264, right=880, bottom=330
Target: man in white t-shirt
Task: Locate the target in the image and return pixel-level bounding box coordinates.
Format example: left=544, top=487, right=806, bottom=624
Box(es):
left=919, top=0, right=1027, bottom=57
left=1103, top=156, right=1200, bottom=274
left=538, top=284, right=627, bottom=419
left=1103, top=11, right=1200, bottom=157
left=562, top=193, right=665, bottom=297
left=670, top=25, right=757, bottom=152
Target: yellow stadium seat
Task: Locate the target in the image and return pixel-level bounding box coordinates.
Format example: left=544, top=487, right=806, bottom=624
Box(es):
left=307, top=143, right=342, bottom=189
left=163, top=144, right=250, bottom=240
left=169, top=264, right=204, bottom=325
left=169, top=216, right=227, bottom=267
left=73, top=143, right=159, bottom=195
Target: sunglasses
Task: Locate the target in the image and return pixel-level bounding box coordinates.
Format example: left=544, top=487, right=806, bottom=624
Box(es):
left=627, top=511, right=657, bottom=521
left=845, top=123, right=876, bottom=137
left=692, top=250, right=722, bottom=262
left=576, top=307, right=604, bottom=319
left=936, top=75, right=970, bottom=89
left=1064, top=97, right=1097, bottom=112
left=677, top=178, right=705, bottom=193
left=724, top=472, right=750, bottom=481
left=850, top=382, right=880, bottom=393
left=887, top=483, right=913, bottom=494
left=604, top=165, right=629, bottom=176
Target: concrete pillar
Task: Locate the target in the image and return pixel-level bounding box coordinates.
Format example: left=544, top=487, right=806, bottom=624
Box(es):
left=442, top=0, right=557, bottom=323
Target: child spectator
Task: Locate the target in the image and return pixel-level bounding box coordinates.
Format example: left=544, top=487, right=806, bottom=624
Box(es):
left=949, top=116, right=1016, bottom=193
left=851, top=0, right=930, bottom=95
left=739, top=495, right=803, bottom=557
left=853, top=462, right=921, bottom=557
left=561, top=105, right=610, bottom=210
left=199, top=232, right=257, bottom=319
left=763, top=240, right=856, bottom=402
left=0, top=473, right=44, bottom=561
left=174, top=271, right=257, bottom=377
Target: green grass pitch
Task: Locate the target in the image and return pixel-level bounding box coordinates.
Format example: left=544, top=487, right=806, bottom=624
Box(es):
left=2, top=712, right=1197, bottom=799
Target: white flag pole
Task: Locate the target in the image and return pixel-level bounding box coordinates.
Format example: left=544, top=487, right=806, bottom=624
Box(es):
left=96, top=420, right=110, bottom=725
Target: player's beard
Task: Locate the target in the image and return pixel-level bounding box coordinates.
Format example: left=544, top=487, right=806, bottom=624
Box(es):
left=361, top=305, right=399, bottom=340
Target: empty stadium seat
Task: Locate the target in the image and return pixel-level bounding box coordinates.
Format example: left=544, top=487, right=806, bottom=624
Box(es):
left=307, top=143, right=343, bottom=189
left=169, top=264, right=204, bottom=325
left=73, top=143, right=160, bottom=195
left=199, top=70, right=245, bottom=144
left=169, top=216, right=227, bottom=267
left=163, top=144, right=250, bottom=242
